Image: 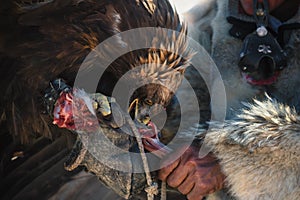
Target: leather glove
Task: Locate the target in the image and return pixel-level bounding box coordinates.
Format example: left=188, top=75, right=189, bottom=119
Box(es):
left=158, top=145, right=225, bottom=200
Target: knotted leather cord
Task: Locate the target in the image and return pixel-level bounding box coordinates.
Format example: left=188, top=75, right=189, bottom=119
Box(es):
left=124, top=112, right=158, bottom=200
left=124, top=111, right=168, bottom=200
left=160, top=181, right=167, bottom=200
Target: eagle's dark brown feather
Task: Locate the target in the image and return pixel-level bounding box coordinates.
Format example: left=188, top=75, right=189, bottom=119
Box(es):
left=0, top=0, right=191, bottom=144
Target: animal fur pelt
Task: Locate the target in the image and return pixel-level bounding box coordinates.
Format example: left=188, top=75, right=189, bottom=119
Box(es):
left=205, top=96, right=300, bottom=200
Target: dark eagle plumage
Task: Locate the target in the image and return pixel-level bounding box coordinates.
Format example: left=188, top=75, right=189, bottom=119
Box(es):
left=0, top=0, right=191, bottom=144
left=0, top=0, right=192, bottom=199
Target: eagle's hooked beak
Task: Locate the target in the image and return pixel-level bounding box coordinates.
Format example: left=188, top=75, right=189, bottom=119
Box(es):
left=128, top=98, right=151, bottom=125
left=128, top=98, right=139, bottom=121
left=128, top=98, right=170, bottom=157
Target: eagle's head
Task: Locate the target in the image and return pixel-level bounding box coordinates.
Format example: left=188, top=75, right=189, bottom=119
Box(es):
left=127, top=36, right=192, bottom=126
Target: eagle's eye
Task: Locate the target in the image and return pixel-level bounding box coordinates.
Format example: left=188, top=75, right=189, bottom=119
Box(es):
left=144, top=99, right=153, bottom=106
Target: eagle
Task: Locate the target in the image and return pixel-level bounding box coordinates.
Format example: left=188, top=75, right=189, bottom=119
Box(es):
left=0, top=0, right=192, bottom=199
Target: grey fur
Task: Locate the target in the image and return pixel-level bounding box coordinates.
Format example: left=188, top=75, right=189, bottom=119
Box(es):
left=205, top=97, right=300, bottom=200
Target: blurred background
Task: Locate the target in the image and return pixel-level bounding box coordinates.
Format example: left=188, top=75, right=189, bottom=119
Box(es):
left=171, top=0, right=202, bottom=14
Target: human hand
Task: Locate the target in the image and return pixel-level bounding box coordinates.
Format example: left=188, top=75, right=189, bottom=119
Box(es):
left=158, top=145, right=225, bottom=200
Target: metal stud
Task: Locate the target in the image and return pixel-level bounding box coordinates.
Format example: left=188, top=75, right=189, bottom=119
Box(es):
left=256, top=26, right=268, bottom=37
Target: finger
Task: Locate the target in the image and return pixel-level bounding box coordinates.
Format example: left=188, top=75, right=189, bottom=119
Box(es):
left=158, top=158, right=180, bottom=181
left=177, top=172, right=195, bottom=195
left=191, top=179, right=215, bottom=197
left=187, top=187, right=205, bottom=200
left=187, top=191, right=204, bottom=200
left=166, top=160, right=194, bottom=188
left=167, top=158, right=196, bottom=188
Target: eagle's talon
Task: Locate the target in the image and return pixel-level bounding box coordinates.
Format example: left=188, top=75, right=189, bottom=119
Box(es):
left=91, top=93, right=112, bottom=117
